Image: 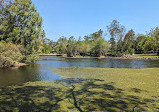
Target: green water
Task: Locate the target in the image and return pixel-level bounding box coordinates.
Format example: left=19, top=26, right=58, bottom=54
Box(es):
left=0, top=57, right=159, bottom=87
left=0, top=57, right=159, bottom=111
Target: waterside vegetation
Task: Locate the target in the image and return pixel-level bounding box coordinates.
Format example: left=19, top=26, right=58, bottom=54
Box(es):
left=0, top=0, right=44, bottom=68
left=0, top=0, right=159, bottom=111
left=53, top=20, right=159, bottom=58
left=1, top=0, right=159, bottom=67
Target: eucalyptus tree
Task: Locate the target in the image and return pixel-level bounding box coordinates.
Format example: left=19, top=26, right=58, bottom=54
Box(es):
left=107, top=20, right=126, bottom=55
left=0, top=0, right=11, bottom=41
left=123, top=29, right=135, bottom=54
left=57, top=36, right=68, bottom=44
left=0, top=0, right=45, bottom=54
left=91, top=37, right=110, bottom=57
left=66, top=36, right=77, bottom=57
left=90, top=29, right=103, bottom=41
left=76, top=41, right=90, bottom=56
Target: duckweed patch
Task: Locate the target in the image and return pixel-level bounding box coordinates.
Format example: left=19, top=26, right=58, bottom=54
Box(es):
left=51, top=67, right=159, bottom=111
left=0, top=67, right=159, bottom=111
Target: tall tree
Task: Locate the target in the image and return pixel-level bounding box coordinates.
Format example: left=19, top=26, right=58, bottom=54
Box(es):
left=109, top=37, right=117, bottom=55
left=0, top=0, right=45, bottom=54
left=107, top=20, right=126, bottom=55
left=90, top=29, right=103, bottom=41
left=123, top=29, right=135, bottom=54
left=151, top=29, right=159, bottom=55
left=57, top=36, right=68, bottom=44
left=66, top=36, right=77, bottom=57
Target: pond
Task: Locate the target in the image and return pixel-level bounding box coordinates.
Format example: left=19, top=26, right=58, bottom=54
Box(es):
left=0, top=57, right=159, bottom=111
left=0, top=57, right=159, bottom=87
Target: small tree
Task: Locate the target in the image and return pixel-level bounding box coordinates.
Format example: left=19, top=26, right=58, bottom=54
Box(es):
left=91, top=38, right=110, bottom=57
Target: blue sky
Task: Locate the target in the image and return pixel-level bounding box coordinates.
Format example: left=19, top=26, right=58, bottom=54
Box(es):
left=32, top=0, right=159, bottom=41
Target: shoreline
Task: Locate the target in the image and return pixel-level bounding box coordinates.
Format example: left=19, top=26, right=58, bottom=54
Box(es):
left=121, top=55, right=159, bottom=60
left=58, top=55, right=159, bottom=60
left=9, top=62, right=28, bottom=69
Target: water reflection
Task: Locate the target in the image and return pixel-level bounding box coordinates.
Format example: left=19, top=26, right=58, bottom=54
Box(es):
left=40, top=57, right=159, bottom=68
left=0, top=57, right=159, bottom=87
left=0, top=64, right=60, bottom=87
left=0, top=65, right=39, bottom=87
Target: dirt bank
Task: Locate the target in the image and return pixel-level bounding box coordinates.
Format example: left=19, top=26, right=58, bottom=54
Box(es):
left=10, top=62, right=28, bottom=69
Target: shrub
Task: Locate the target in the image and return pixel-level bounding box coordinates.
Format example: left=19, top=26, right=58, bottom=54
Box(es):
left=26, top=54, right=39, bottom=63
left=0, top=42, right=25, bottom=68
left=0, top=56, right=14, bottom=68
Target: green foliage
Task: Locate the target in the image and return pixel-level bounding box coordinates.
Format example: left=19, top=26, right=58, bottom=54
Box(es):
left=117, top=39, right=123, bottom=54
left=107, top=20, right=126, bottom=55
left=134, top=28, right=159, bottom=54
left=152, top=29, right=159, bottom=51
left=41, top=38, right=54, bottom=53
left=143, top=36, right=153, bottom=52
left=137, top=42, right=145, bottom=51
left=0, top=0, right=46, bottom=66
left=1, top=50, right=23, bottom=62
left=59, top=42, right=67, bottom=54
left=2, top=0, right=159, bottom=60
left=76, top=41, right=90, bottom=56
left=66, top=36, right=77, bottom=57
left=91, top=38, right=110, bottom=57
left=55, top=30, right=110, bottom=57
left=109, top=37, right=117, bottom=55
left=123, top=29, right=135, bottom=54
left=0, top=0, right=44, bottom=55
left=0, top=42, right=24, bottom=68
left=26, top=54, right=39, bottom=63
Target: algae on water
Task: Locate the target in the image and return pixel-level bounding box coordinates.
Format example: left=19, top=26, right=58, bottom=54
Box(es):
left=0, top=67, right=159, bottom=111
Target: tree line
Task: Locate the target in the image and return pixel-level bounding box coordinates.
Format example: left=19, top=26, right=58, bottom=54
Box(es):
left=0, top=0, right=159, bottom=67
left=43, top=20, right=159, bottom=57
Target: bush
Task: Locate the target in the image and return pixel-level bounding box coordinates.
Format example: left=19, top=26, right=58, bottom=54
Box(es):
left=1, top=50, right=23, bottom=62
left=0, top=42, right=25, bottom=68
left=26, top=54, right=39, bottom=63
left=0, top=56, right=15, bottom=68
